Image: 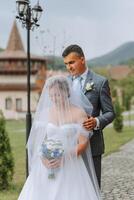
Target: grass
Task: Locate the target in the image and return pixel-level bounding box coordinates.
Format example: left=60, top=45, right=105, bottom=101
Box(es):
left=123, top=113, right=134, bottom=121
left=0, top=120, right=134, bottom=199
left=104, top=126, right=134, bottom=156
left=0, top=120, right=26, bottom=200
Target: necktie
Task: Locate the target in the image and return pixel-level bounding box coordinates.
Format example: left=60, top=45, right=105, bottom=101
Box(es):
left=72, top=76, right=83, bottom=91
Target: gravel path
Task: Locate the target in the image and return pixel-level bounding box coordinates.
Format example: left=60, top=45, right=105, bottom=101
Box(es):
left=101, top=139, right=134, bottom=199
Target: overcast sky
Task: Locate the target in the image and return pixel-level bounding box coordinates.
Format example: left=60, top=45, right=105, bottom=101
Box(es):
left=0, top=0, right=134, bottom=59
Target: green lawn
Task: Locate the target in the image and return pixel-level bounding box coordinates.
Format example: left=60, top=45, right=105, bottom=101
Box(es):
left=0, top=120, right=134, bottom=199
left=0, top=120, right=26, bottom=200
left=123, top=112, right=134, bottom=121
left=104, top=126, right=134, bottom=156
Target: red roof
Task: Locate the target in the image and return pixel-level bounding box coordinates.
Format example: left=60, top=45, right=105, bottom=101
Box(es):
left=0, top=68, right=38, bottom=75
left=109, top=65, right=132, bottom=80
left=0, top=20, right=46, bottom=61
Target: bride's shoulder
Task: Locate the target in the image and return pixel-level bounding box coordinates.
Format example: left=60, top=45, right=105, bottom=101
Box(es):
left=71, top=105, right=87, bottom=119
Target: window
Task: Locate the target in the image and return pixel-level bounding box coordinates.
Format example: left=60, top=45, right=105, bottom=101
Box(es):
left=5, top=98, right=12, bottom=110
left=16, top=98, right=22, bottom=111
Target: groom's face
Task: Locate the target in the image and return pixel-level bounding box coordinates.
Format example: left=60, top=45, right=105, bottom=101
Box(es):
left=63, top=52, right=86, bottom=76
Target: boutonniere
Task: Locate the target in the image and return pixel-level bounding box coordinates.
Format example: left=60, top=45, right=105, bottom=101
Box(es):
left=85, top=82, right=94, bottom=91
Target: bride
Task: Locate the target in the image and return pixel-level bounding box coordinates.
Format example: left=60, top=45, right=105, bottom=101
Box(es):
left=18, top=75, right=101, bottom=200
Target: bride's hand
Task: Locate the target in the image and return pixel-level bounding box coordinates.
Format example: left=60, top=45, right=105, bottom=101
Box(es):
left=42, top=158, right=62, bottom=169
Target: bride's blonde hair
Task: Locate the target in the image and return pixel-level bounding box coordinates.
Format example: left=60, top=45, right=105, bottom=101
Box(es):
left=46, top=75, right=70, bottom=97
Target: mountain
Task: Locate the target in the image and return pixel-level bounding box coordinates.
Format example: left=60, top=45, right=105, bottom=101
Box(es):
left=46, top=55, right=65, bottom=70
left=88, top=42, right=134, bottom=67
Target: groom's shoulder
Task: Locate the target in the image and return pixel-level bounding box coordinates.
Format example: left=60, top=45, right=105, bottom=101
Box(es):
left=89, top=70, right=107, bottom=83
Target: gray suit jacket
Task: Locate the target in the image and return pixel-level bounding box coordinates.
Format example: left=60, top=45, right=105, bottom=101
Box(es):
left=69, top=70, right=115, bottom=156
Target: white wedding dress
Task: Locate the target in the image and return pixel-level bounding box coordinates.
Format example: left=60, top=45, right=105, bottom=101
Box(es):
left=18, top=123, right=100, bottom=200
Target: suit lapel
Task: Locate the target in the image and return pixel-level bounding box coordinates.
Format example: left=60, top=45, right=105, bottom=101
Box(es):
left=68, top=71, right=94, bottom=94
left=83, top=70, right=94, bottom=94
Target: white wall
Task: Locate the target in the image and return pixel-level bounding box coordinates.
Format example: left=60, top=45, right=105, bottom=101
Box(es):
left=0, top=90, right=39, bottom=119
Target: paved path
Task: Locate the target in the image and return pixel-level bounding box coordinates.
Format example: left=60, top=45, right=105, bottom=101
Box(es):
left=101, top=139, right=134, bottom=200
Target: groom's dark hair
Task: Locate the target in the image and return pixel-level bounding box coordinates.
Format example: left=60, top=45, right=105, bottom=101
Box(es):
left=62, top=44, right=85, bottom=58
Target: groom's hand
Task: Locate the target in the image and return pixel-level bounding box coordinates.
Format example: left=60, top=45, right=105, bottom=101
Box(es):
left=83, top=116, right=97, bottom=130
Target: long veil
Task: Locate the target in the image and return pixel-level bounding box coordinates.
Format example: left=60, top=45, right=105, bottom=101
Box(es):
left=27, top=75, right=101, bottom=199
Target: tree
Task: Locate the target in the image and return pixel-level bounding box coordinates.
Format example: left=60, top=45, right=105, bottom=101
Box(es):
left=123, top=93, right=131, bottom=111
left=113, top=99, right=123, bottom=132
left=0, top=111, right=14, bottom=190
left=120, top=75, right=134, bottom=110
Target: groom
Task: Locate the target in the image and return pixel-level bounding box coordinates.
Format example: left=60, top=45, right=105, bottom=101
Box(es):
left=62, top=44, right=115, bottom=187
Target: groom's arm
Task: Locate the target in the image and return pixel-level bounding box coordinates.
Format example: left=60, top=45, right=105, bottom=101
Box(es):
left=97, top=79, right=115, bottom=130
left=83, top=79, right=115, bottom=131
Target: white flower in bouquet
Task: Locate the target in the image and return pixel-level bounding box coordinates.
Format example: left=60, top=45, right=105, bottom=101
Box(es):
left=40, top=139, right=64, bottom=179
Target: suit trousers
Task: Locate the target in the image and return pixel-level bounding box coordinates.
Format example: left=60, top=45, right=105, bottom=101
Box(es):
left=92, top=155, right=102, bottom=188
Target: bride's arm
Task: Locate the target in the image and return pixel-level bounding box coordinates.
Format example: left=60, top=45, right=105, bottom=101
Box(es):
left=75, top=107, right=90, bottom=156
left=77, top=135, right=89, bottom=156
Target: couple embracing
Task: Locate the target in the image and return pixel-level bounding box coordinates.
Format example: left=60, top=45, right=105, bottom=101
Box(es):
left=18, top=45, right=115, bottom=200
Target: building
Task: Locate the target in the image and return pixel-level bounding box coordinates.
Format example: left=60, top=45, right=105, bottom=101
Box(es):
left=0, top=21, right=47, bottom=119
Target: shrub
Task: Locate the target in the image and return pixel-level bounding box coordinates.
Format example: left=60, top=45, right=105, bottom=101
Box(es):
left=113, top=99, right=123, bottom=132
left=0, top=111, right=14, bottom=190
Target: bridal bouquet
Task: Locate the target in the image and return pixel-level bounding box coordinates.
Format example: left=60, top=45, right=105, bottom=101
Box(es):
left=40, top=138, right=64, bottom=179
